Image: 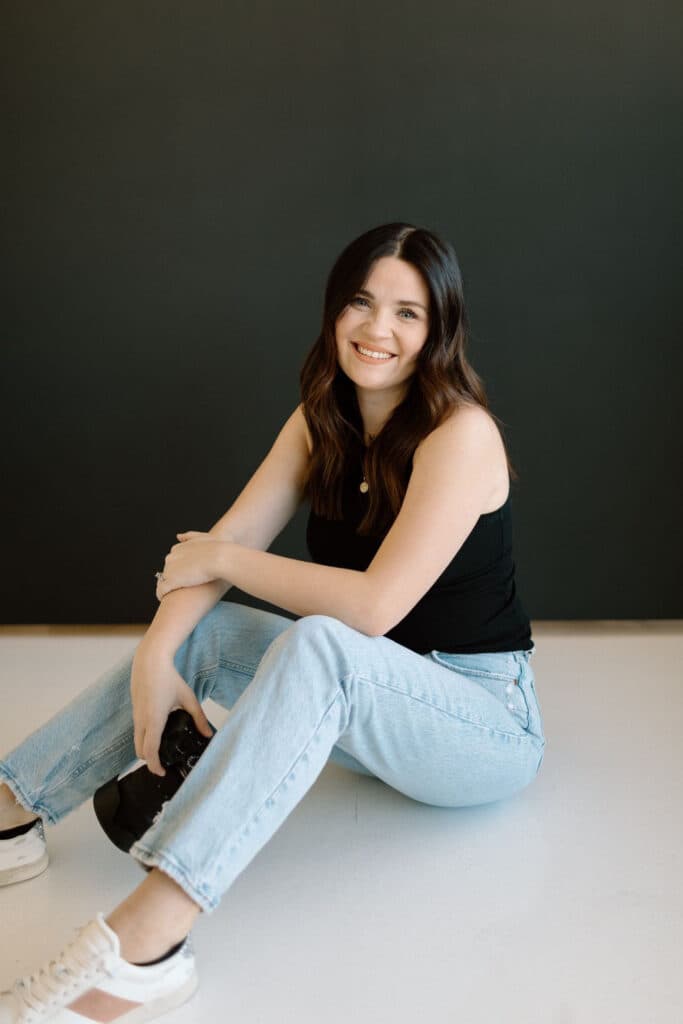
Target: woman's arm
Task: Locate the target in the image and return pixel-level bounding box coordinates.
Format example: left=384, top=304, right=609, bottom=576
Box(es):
left=137, top=404, right=311, bottom=661
left=137, top=579, right=231, bottom=663
left=150, top=404, right=502, bottom=645
left=201, top=405, right=501, bottom=638
left=210, top=545, right=379, bottom=635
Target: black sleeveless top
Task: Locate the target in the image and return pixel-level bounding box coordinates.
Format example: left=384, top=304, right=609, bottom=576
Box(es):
left=305, top=463, right=532, bottom=655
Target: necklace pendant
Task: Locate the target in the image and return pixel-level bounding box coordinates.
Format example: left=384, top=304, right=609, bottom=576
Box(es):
left=359, top=480, right=369, bottom=493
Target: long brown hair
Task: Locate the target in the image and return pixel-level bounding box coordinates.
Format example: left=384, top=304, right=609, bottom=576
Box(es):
left=300, top=222, right=518, bottom=536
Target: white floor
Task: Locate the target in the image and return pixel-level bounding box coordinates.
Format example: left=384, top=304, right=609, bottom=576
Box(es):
left=1, top=622, right=681, bottom=1024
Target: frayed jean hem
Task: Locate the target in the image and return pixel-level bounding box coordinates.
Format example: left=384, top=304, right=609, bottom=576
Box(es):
left=129, top=843, right=218, bottom=915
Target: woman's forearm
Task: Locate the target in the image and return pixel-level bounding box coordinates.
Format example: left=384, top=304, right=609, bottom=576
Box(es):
left=214, top=544, right=381, bottom=636
left=138, top=579, right=230, bottom=660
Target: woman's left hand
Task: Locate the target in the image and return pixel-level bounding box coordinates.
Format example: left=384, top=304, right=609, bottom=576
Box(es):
left=156, top=531, right=225, bottom=600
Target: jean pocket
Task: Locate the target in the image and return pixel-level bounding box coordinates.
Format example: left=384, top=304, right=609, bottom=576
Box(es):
left=429, top=650, right=530, bottom=731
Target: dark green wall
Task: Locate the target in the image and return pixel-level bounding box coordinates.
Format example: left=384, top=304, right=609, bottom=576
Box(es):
left=3, top=1, right=682, bottom=623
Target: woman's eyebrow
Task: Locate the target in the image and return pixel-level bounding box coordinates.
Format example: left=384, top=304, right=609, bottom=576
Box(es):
left=357, top=288, right=428, bottom=312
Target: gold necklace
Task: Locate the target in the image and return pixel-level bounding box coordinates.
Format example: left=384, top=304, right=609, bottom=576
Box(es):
left=360, top=434, right=375, bottom=493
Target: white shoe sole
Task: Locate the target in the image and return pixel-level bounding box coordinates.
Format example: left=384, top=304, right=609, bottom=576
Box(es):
left=0, top=851, right=49, bottom=886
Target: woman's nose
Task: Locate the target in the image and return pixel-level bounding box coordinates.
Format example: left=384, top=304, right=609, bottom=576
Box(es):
left=364, top=307, right=393, bottom=337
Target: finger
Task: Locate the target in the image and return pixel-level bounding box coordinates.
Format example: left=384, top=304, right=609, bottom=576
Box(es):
left=183, top=695, right=215, bottom=738
left=142, top=728, right=166, bottom=777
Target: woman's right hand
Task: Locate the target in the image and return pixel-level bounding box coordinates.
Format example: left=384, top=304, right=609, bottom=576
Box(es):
left=130, top=647, right=213, bottom=777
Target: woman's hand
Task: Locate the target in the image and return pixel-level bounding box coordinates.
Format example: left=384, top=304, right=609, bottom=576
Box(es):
left=156, top=531, right=225, bottom=601
left=131, top=647, right=213, bottom=777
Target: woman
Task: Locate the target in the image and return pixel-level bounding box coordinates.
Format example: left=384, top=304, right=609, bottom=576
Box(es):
left=0, top=222, right=545, bottom=1022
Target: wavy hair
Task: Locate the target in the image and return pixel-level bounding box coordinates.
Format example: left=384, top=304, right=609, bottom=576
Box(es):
left=299, top=222, right=518, bottom=536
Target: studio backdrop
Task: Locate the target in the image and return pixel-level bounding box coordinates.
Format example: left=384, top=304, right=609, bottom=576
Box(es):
left=3, top=1, right=681, bottom=624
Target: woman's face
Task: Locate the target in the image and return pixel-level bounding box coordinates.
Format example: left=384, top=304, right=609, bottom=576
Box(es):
left=335, top=256, right=431, bottom=403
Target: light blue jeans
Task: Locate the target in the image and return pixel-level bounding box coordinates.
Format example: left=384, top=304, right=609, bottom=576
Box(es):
left=0, top=601, right=546, bottom=913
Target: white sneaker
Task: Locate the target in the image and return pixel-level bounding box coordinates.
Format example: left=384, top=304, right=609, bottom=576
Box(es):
left=0, top=820, right=49, bottom=887
left=0, top=914, right=198, bottom=1023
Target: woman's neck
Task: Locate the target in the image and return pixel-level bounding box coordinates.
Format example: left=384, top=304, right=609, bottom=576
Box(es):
left=356, top=383, right=406, bottom=445
left=358, top=403, right=390, bottom=446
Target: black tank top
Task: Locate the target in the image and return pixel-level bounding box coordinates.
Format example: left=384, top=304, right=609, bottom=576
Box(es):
left=305, top=464, right=532, bottom=655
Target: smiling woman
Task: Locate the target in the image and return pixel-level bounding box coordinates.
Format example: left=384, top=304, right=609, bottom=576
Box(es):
left=0, top=221, right=543, bottom=1023
left=300, top=223, right=518, bottom=539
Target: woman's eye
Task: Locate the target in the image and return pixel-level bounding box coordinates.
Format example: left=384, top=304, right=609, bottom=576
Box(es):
left=351, top=297, right=417, bottom=320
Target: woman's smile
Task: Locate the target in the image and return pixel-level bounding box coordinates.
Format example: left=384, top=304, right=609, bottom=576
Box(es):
left=352, top=342, right=397, bottom=363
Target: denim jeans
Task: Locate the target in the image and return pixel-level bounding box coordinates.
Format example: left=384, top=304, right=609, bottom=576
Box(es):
left=0, top=601, right=546, bottom=913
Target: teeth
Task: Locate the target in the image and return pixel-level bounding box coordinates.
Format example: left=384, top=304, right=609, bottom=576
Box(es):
left=356, top=345, right=393, bottom=360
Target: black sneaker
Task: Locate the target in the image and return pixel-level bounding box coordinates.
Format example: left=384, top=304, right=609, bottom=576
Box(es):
left=93, top=709, right=215, bottom=853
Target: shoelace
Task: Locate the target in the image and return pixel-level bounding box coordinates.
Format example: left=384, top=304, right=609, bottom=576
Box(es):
left=11, top=926, right=115, bottom=1018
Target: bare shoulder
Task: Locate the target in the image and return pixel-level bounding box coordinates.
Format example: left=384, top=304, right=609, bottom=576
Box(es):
left=290, top=403, right=317, bottom=456
left=294, top=403, right=313, bottom=456
left=414, top=404, right=509, bottom=513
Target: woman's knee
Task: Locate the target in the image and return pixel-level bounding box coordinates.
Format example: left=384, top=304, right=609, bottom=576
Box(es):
left=250, top=615, right=357, bottom=712
left=277, top=614, right=354, bottom=654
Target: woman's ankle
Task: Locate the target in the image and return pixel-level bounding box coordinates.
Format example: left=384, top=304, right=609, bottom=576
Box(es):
left=0, top=783, right=15, bottom=808
left=0, top=785, right=38, bottom=831
left=106, top=869, right=200, bottom=964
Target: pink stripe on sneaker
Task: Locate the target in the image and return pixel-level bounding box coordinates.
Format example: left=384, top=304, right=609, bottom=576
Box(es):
left=68, top=988, right=142, bottom=1021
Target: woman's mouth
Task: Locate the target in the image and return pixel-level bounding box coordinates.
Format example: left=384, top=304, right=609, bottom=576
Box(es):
left=351, top=342, right=396, bottom=364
